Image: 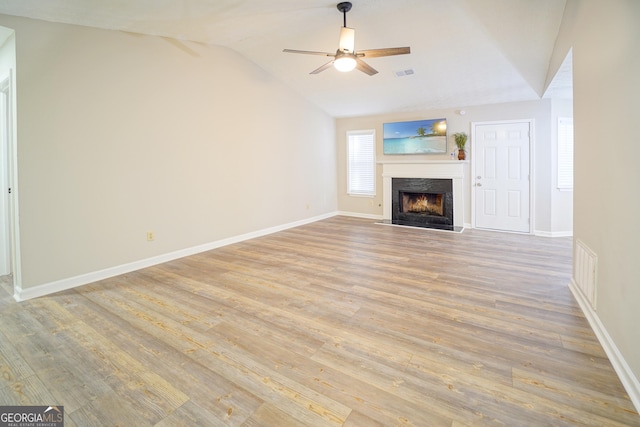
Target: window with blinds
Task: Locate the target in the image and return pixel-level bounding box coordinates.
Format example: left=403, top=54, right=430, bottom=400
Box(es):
left=558, top=117, right=574, bottom=190
left=347, top=130, right=376, bottom=196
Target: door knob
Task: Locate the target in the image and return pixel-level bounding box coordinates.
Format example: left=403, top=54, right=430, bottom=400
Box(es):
left=476, top=183, right=482, bottom=187
left=477, top=176, right=482, bottom=179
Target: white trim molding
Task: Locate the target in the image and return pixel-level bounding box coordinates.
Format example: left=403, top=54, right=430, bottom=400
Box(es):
left=534, top=230, right=573, bottom=238
left=569, top=279, right=640, bottom=414
left=14, top=212, right=338, bottom=302
left=337, top=211, right=383, bottom=220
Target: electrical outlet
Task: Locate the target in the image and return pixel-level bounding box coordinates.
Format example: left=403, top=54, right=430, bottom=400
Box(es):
left=147, top=231, right=155, bottom=241
left=369, top=199, right=374, bottom=206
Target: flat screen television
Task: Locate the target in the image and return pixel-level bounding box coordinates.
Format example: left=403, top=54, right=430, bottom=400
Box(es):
left=383, top=118, right=447, bottom=155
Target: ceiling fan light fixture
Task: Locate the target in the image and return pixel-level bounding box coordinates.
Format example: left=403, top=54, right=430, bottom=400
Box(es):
left=283, top=1, right=410, bottom=76
left=334, top=55, right=357, bottom=72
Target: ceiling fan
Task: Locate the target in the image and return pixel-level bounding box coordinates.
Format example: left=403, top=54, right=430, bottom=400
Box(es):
left=283, top=2, right=410, bottom=76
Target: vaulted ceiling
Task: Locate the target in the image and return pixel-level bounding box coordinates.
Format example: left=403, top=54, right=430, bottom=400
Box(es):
left=0, top=0, right=570, bottom=117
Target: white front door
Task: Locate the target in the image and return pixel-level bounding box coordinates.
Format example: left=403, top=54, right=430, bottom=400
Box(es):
left=473, top=121, right=531, bottom=233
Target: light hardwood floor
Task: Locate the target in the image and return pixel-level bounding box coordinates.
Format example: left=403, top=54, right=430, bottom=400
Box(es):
left=1, top=216, right=639, bottom=426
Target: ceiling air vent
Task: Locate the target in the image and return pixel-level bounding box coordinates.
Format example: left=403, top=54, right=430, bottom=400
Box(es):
left=394, top=68, right=415, bottom=77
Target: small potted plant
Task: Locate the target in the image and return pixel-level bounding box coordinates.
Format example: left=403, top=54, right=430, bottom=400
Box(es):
left=453, top=132, right=468, bottom=160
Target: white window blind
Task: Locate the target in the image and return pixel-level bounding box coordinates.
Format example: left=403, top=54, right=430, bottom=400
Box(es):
left=558, top=117, right=574, bottom=189
left=347, top=130, right=376, bottom=196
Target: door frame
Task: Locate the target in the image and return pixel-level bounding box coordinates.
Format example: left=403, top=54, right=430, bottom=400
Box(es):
left=470, top=119, right=535, bottom=233
left=0, top=69, right=22, bottom=295
left=0, top=75, right=8, bottom=274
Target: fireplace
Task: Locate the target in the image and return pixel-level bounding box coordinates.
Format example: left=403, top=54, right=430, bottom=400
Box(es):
left=381, top=160, right=465, bottom=232
left=392, top=178, right=454, bottom=229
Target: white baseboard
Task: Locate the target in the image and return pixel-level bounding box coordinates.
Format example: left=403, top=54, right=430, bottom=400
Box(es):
left=336, top=211, right=383, bottom=220
left=535, top=230, right=573, bottom=237
left=14, top=212, right=338, bottom=302
left=569, top=279, right=640, bottom=413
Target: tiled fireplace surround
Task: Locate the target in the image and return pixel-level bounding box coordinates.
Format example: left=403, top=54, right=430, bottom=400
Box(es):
left=381, top=160, right=465, bottom=229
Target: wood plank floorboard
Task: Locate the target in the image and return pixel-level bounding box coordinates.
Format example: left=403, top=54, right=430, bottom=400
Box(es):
left=1, top=216, right=639, bottom=426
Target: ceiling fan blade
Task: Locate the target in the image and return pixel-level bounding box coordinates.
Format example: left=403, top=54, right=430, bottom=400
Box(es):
left=355, top=58, right=378, bottom=76
left=357, top=47, right=411, bottom=58
left=283, top=49, right=334, bottom=56
left=339, top=27, right=355, bottom=53
left=310, top=60, right=336, bottom=75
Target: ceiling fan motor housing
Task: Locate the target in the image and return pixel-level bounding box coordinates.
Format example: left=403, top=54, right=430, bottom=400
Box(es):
left=337, top=2, right=352, bottom=14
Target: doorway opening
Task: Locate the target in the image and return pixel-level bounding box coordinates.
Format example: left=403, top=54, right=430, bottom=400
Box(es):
left=0, top=27, right=21, bottom=298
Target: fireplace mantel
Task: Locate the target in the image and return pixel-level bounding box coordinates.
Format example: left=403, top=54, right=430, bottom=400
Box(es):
left=380, top=160, right=466, bottom=228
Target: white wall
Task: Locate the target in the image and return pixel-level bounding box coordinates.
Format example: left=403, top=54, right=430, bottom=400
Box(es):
left=336, top=99, right=571, bottom=236
left=550, top=0, right=640, bottom=405
left=0, top=15, right=337, bottom=292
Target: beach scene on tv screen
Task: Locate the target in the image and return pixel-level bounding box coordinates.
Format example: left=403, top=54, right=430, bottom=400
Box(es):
left=383, top=118, right=447, bottom=154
